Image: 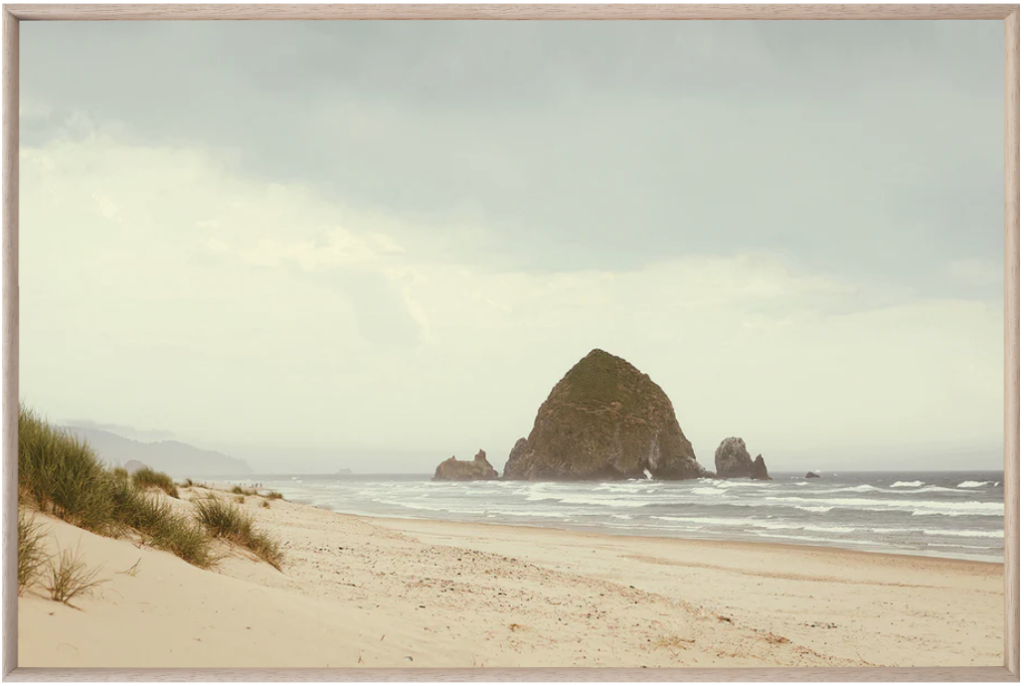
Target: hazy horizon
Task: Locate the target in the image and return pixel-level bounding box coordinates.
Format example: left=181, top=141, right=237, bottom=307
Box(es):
left=21, top=20, right=1004, bottom=474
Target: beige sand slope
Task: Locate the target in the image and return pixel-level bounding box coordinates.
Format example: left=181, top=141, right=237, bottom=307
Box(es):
left=19, top=490, right=1003, bottom=668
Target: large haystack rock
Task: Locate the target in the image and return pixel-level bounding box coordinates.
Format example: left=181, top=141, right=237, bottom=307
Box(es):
left=503, top=349, right=707, bottom=480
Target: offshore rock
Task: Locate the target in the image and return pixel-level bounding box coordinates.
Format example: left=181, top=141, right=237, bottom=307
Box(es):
left=433, top=450, right=499, bottom=481
left=503, top=349, right=707, bottom=481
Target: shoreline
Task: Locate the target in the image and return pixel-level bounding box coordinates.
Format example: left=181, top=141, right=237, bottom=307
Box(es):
left=289, top=498, right=1005, bottom=566
left=20, top=487, right=1004, bottom=668
left=334, top=507, right=1006, bottom=567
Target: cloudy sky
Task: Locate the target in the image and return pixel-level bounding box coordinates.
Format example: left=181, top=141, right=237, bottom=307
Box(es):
left=20, top=20, right=1005, bottom=473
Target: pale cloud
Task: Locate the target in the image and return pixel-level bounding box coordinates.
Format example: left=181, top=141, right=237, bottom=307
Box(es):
left=20, top=134, right=1002, bottom=470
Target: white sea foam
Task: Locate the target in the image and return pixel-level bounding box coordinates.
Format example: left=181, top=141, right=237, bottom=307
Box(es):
left=548, top=494, right=650, bottom=508
left=651, top=516, right=751, bottom=528
left=890, top=481, right=924, bottom=488
left=957, top=480, right=993, bottom=489
left=767, top=496, right=1003, bottom=516
left=899, top=486, right=959, bottom=494
left=754, top=532, right=880, bottom=547
left=922, top=528, right=1003, bottom=539
left=691, top=487, right=727, bottom=496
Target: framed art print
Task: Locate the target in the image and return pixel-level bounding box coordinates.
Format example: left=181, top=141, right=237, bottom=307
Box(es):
left=2, top=4, right=1020, bottom=681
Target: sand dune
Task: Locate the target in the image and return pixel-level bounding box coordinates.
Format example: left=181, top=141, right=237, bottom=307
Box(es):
left=19, top=489, right=1003, bottom=668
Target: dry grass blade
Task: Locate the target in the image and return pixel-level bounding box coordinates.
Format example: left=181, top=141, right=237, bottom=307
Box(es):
left=117, top=558, right=142, bottom=577
left=18, top=509, right=48, bottom=595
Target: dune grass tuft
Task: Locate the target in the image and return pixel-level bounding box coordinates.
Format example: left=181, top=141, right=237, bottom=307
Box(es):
left=18, top=509, right=48, bottom=595
left=45, top=545, right=106, bottom=607
left=19, top=407, right=117, bottom=533
left=20, top=405, right=214, bottom=569
left=195, top=497, right=283, bottom=570
left=265, top=491, right=284, bottom=500
left=106, top=469, right=214, bottom=568
left=132, top=467, right=179, bottom=498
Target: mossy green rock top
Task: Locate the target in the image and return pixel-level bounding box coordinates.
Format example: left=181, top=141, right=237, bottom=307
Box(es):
left=503, top=349, right=708, bottom=480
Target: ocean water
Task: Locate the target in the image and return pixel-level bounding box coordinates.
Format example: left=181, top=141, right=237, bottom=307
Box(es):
left=239, top=471, right=1005, bottom=562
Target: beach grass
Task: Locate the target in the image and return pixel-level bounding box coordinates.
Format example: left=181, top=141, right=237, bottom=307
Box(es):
left=132, top=467, right=180, bottom=499
left=265, top=491, right=284, bottom=500
left=45, top=545, right=106, bottom=607
left=19, top=405, right=214, bottom=569
left=19, top=407, right=118, bottom=533
left=106, top=469, right=214, bottom=568
left=195, top=497, right=284, bottom=570
left=18, top=509, right=48, bottom=595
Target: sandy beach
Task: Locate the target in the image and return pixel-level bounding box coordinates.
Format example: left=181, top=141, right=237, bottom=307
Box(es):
left=19, top=487, right=1004, bottom=669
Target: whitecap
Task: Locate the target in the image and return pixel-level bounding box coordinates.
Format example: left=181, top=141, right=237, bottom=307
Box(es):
left=957, top=480, right=993, bottom=489
left=891, top=481, right=924, bottom=488
left=922, top=528, right=1003, bottom=539
left=767, top=495, right=1003, bottom=516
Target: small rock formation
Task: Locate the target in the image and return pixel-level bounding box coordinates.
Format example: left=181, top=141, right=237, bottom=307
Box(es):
left=714, top=438, right=771, bottom=480
left=433, top=449, right=499, bottom=481
left=714, top=438, right=753, bottom=478
left=805, top=471, right=821, bottom=479
left=751, top=454, right=771, bottom=481
left=503, top=349, right=708, bottom=480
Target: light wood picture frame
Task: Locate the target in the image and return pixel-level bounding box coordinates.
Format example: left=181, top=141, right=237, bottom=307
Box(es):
left=1, top=4, right=1019, bottom=681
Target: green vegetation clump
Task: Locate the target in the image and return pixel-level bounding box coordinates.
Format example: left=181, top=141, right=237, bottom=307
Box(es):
left=265, top=491, right=284, bottom=500
left=560, top=349, right=625, bottom=406
left=44, top=545, right=105, bottom=607
left=195, top=497, right=283, bottom=570
left=106, top=469, right=214, bottom=568
left=132, top=467, right=179, bottom=498
left=19, top=405, right=214, bottom=568
left=19, top=408, right=117, bottom=533
left=18, top=510, right=47, bottom=595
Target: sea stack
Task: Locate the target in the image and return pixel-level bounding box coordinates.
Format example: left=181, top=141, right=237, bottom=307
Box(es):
left=503, top=349, right=708, bottom=480
left=433, top=450, right=499, bottom=481
left=805, top=471, right=821, bottom=479
left=751, top=454, right=771, bottom=481
left=714, top=438, right=771, bottom=480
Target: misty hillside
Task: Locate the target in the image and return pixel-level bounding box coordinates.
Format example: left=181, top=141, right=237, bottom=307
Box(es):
left=63, top=426, right=253, bottom=476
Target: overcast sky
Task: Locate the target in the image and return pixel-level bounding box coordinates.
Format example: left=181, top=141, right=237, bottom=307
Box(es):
left=19, top=20, right=1005, bottom=473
